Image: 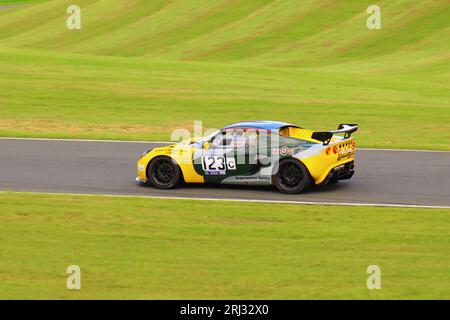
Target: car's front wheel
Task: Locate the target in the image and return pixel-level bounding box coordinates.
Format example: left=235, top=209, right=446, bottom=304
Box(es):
left=147, top=156, right=181, bottom=189
left=273, top=158, right=311, bottom=194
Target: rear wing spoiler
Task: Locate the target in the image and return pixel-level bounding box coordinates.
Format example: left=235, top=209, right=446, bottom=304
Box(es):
left=311, top=124, right=358, bottom=145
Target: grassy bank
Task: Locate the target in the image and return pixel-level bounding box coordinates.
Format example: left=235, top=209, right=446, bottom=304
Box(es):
left=0, top=48, right=448, bottom=149
left=0, top=0, right=448, bottom=149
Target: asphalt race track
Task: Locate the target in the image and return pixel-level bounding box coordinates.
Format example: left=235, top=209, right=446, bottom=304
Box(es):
left=0, top=139, right=449, bottom=208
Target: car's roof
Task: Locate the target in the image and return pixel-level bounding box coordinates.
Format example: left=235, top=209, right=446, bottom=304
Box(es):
left=222, top=120, right=300, bottom=132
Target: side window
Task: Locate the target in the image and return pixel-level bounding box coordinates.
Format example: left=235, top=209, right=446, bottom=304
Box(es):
left=209, top=129, right=270, bottom=149
left=244, top=131, right=258, bottom=148
left=230, top=130, right=246, bottom=148
left=210, top=131, right=233, bottom=148
left=229, top=130, right=259, bottom=148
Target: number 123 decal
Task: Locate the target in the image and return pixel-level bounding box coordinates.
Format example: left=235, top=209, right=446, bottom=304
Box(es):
left=202, top=156, right=236, bottom=173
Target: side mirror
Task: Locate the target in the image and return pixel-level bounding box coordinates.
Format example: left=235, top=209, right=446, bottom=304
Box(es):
left=202, top=141, right=210, bottom=149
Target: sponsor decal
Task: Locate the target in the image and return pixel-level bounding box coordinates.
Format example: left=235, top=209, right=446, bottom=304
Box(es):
left=272, top=147, right=293, bottom=155
left=154, top=147, right=174, bottom=155
left=235, top=176, right=270, bottom=181
left=204, top=170, right=226, bottom=176
left=337, top=148, right=354, bottom=161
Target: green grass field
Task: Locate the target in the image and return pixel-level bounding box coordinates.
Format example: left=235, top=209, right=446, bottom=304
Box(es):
left=0, top=0, right=448, bottom=149
left=0, top=192, right=449, bottom=299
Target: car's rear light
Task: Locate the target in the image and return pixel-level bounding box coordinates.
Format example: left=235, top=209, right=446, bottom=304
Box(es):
left=333, top=146, right=338, bottom=154
left=326, top=148, right=331, bottom=155
left=352, top=140, right=356, bottom=148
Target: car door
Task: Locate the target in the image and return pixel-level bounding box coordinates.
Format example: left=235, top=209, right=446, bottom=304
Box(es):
left=192, top=130, right=233, bottom=183
left=192, top=129, right=270, bottom=184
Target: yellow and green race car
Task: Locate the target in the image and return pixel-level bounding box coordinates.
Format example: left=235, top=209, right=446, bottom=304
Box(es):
left=137, top=121, right=357, bottom=194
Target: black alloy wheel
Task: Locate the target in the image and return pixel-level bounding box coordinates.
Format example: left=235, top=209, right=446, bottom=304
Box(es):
left=148, top=157, right=181, bottom=189
left=273, top=158, right=311, bottom=194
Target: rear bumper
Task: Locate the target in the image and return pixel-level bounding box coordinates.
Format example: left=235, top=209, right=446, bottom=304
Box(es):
left=330, top=161, right=355, bottom=181
left=319, top=161, right=355, bottom=185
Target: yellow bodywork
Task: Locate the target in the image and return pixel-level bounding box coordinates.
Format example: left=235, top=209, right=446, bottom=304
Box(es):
left=279, top=126, right=355, bottom=183
left=280, top=126, right=342, bottom=144
left=302, top=139, right=355, bottom=184
left=137, top=142, right=205, bottom=184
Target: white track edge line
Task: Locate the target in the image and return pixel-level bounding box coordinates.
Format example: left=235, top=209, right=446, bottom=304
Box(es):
left=358, top=148, right=450, bottom=153
left=1, top=191, right=448, bottom=209
left=0, top=137, right=165, bottom=144
left=0, top=137, right=449, bottom=153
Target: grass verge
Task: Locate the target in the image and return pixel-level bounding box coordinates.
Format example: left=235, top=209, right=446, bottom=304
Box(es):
left=0, top=192, right=449, bottom=299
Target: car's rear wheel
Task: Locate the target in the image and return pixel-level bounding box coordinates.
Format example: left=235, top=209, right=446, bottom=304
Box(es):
left=273, top=158, right=311, bottom=194
left=147, top=156, right=181, bottom=189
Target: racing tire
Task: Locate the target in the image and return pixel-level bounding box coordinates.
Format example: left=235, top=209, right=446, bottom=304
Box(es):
left=147, top=156, right=181, bottom=189
left=272, top=158, right=311, bottom=194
